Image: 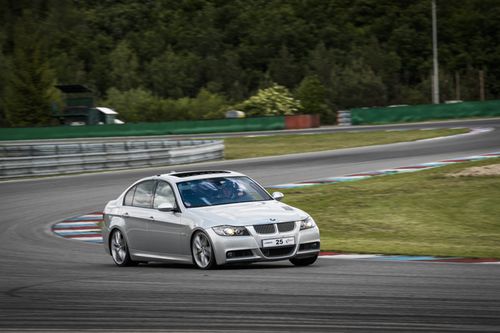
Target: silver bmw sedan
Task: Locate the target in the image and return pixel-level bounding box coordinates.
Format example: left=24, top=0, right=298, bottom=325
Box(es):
left=102, top=170, right=320, bottom=269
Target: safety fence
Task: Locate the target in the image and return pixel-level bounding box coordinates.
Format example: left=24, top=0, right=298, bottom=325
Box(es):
left=350, top=100, right=500, bottom=125
left=0, top=116, right=285, bottom=141
left=0, top=139, right=224, bottom=179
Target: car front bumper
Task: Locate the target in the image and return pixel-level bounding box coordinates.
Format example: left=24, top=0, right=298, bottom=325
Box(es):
left=207, top=224, right=320, bottom=265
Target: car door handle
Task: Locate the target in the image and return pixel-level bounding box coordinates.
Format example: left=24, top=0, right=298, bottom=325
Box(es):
left=123, top=212, right=129, bottom=217
left=149, top=216, right=155, bottom=220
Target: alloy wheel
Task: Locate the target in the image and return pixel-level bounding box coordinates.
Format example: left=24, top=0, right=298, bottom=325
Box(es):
left=110, top=229, right=136, bottom=266
left=192, top=232, right=215, bottom=269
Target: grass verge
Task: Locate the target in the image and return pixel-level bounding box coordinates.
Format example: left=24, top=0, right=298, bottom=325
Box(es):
left=278, top=159, right=500, bottom=258
left=224, top=128, right=468, bottom=159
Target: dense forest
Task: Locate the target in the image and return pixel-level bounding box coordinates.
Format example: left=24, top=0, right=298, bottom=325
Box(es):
left=1, top=0, right=500, bottom=127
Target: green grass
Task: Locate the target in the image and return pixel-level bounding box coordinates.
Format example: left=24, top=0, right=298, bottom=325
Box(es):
left=277, top=159, right=500, bottom=258
left=224, top=129, right=468, bottom=159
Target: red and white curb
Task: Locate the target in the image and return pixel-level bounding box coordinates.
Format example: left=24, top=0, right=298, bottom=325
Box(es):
left=272, top=151, right=500, bottom=189
left=415, top=127, right=492, bottom=141
left=51, top=213, right=500, bottom=264
left=52, top=213, right=103, bottom=243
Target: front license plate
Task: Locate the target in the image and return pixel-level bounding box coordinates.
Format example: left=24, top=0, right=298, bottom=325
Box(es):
left=262, top=237, right=295, bottom=248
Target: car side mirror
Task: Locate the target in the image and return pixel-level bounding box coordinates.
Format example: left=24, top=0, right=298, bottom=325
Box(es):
left=272, top=192, right=284, bottom=201
left=158, top=202, right=175, bottom=212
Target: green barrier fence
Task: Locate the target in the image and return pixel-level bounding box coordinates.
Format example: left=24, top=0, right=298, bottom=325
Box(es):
left=350, top=100, right=500, bottom=125
left=0, top=116, right=285, bottom=141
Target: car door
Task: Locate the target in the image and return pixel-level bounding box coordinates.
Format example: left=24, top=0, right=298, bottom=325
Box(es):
left=147, top=181, right=188, bottom=257
left=121, top=180, right=156, bottom=252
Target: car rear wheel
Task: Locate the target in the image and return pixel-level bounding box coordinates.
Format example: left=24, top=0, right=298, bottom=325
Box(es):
left=290, top=254, right=318, bottom=266
left=110, top=229, right=137, bottom=267
left=191, top=231, right=217, bottom=270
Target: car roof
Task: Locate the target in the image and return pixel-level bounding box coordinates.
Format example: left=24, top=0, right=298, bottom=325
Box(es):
left=154, top=170, right=246, bottom=183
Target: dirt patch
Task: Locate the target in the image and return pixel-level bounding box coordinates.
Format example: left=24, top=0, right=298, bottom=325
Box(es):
left=449, top=163, right=500, bottom=177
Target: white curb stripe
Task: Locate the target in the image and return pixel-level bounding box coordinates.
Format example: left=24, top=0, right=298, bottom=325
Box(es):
left=70, top=236, right=103, bottom=241
left=54, top=222, right=99, bottom=227
left=54, top=229, right=101, bottom=234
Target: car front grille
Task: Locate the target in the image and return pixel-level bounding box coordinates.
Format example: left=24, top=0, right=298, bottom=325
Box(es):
left=254, top=222, right=297, bottom=234
left=254, top=224, right=275, bottom=234
left=261, top=246, right=295, bottom=257
left=277, top=221, right=295, bottom=232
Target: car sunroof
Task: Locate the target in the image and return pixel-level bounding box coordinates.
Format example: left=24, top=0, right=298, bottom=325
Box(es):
left=170, top=170, right=231, bottom=178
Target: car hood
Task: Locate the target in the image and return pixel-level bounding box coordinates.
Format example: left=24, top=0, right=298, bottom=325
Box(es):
left=185, top=200, right=308, bottom=227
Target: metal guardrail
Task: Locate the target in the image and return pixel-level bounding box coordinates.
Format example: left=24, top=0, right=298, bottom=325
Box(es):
left=0, top=139, right=224, bottom=179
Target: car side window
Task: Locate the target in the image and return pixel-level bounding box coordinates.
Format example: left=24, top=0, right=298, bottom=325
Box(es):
left=153, top=181, right=176, bottom=209
left=132, top=180, right=156, bottom=208
left=123, top=186, right=136, bottom=206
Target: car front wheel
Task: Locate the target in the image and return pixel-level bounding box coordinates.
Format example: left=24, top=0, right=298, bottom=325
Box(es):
left=110, top=229, right=137, bottom=267
left=290, top=254, right=318, bottom=266
left=191, top=231, right=217, bottom=270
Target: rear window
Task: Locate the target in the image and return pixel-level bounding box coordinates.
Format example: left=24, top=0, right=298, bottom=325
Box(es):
left=123, top=180, right=156, bottom=208
left=132, top=180, right=156, bottom=208
left=123, top=186, right=136, bottom=206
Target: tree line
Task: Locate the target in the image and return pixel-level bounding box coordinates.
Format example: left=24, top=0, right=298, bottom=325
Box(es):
left=1, top=0, right=499, bottom=127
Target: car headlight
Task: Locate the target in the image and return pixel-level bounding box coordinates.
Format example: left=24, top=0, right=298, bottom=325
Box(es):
left=300, top=217, right=316, bottom=230
left=213, top=225, right=250, bottom=236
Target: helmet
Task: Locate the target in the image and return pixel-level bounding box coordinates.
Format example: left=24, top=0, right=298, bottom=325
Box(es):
left=221, top=179, right=240, bottom=199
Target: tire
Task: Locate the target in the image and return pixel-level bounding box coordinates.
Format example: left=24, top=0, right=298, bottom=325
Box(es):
left=191, top=231, right=217, bottom=270
left=290, top=254, right=318, bottom=266
left=110, top=229, right=137, bottom=267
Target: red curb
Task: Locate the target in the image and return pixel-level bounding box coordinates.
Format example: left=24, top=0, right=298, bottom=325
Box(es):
left=441, top=159, right=472, bottom=163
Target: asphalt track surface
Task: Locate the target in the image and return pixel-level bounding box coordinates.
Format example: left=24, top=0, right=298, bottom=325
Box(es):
left=1, top=119, right=500, bottom=332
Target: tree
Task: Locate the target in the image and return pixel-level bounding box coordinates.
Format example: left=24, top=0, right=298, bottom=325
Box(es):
left=3, top=0, right=500, bottom=127
left=102, top=87, right=228, bottom=122
left=351, top=37, right=402, bottom=104
left=203, top=50, right=248, bottom=101
left=145, top=48, right=202, bottom=99
left=188, top=88, right=228, bottom=119
left=331, top=58, right=387, bottom=109
left=44, top=0, right=88, bottom=86
left=306, top=43, right=339, bottom=88
left=109, top=40, right=141, bottom=91
left=237, top=83, right=302, bottom=116
left=268, top=45, right=304, bottom=89
left=295, top=75, right=333, bottom=123
left=3, top=11, right=57, bottom=127
left=0, top=32, right=8, bottom=126
left=103, top=87, right=160, bottom=123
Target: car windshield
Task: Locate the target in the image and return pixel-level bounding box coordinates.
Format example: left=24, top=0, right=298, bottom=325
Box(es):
left=177, top=176, right=272, bottom=208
